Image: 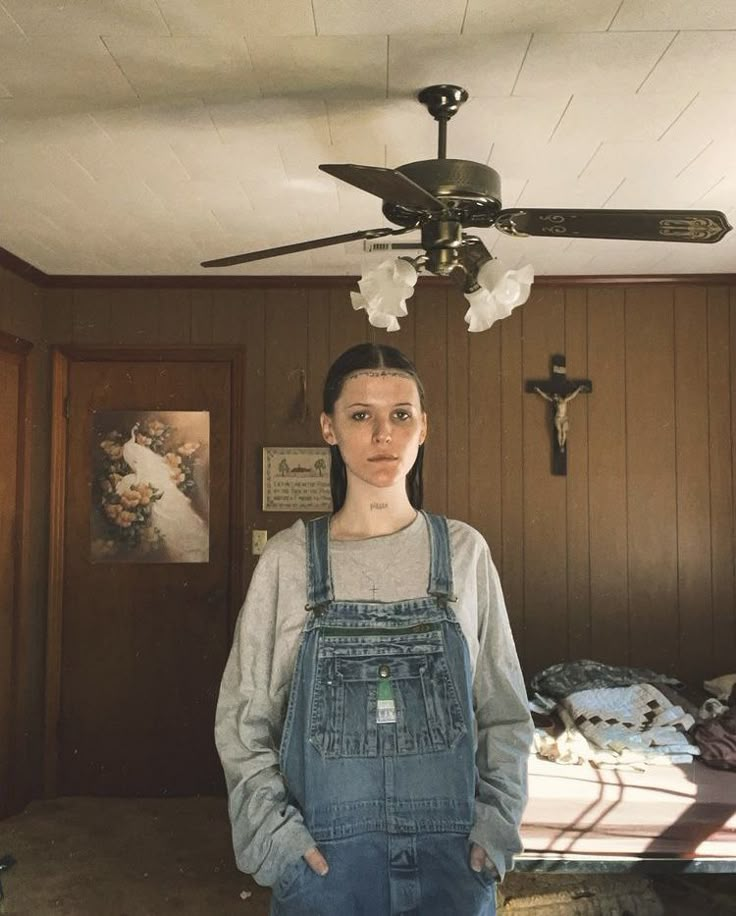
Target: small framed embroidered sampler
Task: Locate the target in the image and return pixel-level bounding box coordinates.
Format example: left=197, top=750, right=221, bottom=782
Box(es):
left=262, top=446, right=332, bottom=512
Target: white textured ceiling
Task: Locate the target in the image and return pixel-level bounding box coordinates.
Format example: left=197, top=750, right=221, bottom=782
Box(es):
left=2, top=0, right=736, bottom=277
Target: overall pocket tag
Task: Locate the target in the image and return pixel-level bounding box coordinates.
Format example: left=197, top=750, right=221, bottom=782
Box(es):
left=377, top=667, right=397, bottom=724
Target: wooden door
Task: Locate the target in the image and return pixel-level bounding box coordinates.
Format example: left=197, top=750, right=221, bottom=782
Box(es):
left=0, top=332, right=31, bottom=818
left=46, top=348, right=243, bottom=797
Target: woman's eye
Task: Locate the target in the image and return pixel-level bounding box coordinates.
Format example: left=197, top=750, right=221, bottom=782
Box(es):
left=351, top=411, right=369, bottom=421
left=394, top=410, right=412, bottom=421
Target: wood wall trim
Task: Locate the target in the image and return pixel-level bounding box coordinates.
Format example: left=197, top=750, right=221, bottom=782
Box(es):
left=0, top=246, right=48, bottom=286
left=10, top=341, right=32, bottom=814
left=44, top=348, right=69, bottom=796
left=4, top=244, right=736, bottom=289
left=228, top=349, right=245, bottom=628
left=0, top=329, right=33, bottom=354
left=0, top=335, right=33, bottom=817
left=39, top=272, right=736, bottom=289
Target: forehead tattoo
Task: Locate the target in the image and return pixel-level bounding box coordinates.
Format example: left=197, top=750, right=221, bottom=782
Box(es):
left=345, top=370, right=414, bottom=382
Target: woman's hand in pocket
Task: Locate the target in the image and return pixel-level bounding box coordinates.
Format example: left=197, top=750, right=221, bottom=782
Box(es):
left=469, top=843, right=499, bottom=881
left=304, top=846, right=329, bottom=876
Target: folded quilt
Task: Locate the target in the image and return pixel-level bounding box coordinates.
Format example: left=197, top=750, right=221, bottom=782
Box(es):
left=560, top=683, right=698, bottom=761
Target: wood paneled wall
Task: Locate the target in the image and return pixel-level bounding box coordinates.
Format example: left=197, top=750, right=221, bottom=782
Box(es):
left=0, top=266, right=45, bottom=811
left=2, top=276, right=735, bottom=806
left=39, top=281, right=736, bottom=686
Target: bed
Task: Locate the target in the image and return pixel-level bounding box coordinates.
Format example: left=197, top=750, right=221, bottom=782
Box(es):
left=515, top=661, right=736, bottom=875
left=518, top=751, right=736, bottom=874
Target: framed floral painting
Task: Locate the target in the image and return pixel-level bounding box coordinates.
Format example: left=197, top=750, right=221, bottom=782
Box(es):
left=91, top=410, right=210, bottom=563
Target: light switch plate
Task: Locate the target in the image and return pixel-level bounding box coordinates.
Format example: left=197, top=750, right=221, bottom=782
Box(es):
left=252, top=529, right=268, bottom=555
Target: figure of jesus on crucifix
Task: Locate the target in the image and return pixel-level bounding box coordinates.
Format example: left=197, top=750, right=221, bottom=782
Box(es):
left=525, top=355, right=592, bottom=475
left=532, top=385, right=588, bottom=451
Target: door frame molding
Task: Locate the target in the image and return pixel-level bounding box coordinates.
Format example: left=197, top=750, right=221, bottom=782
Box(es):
left=0, top=330, right=33, bottom=819
left=44, top=345, right=244, bottom=796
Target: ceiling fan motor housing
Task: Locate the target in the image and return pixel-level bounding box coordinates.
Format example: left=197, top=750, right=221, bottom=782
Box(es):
left=382, top=159, right=503, bottom=229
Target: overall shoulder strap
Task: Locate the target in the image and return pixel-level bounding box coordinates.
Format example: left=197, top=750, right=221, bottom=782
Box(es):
left=305, top=515, right=333, bottom=609
left=422, top=511, right=455, bottom=600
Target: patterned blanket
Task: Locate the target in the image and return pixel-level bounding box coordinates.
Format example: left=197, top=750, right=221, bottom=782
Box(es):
left=560, top=683, right=698, bottom=761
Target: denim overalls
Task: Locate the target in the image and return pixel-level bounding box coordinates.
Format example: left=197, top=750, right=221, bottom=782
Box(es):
left=271, top=512, right=496, bottom=916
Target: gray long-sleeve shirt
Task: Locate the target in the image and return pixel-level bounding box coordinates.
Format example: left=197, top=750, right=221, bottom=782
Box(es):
left=215, top=514, right=533, bottom=886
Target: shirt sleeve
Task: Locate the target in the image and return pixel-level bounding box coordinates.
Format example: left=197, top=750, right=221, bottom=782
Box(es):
left=214, top=537, right=315, bottom=887
left=468, top=539, right=534, bottom=880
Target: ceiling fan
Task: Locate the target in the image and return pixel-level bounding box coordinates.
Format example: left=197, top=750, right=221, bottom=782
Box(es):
left=201, top=84, right=732, bottom=280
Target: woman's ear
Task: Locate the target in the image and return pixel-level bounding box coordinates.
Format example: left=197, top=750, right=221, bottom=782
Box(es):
left=419, top=412, right=428, bottom=446
left=320, top=412, right=336, bottom=446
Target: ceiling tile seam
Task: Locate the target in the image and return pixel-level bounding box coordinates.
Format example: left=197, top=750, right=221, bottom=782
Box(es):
left=310, top=0, right=318, bottom=36
left=657, top=92, right=700, bottom=142
left=323, top=100, right=334, bottom=145
left=31, top=209, right=66, bottom=235
left=140, top=177, right=181, bottom=214
left=459, top=0, right=470, bottom=35
left=239, top=33, right=258, bottom=74
left=577, top=142, right=603, bottom=180
left=600, top=177, right=626, bottom=208
left=149, top=0, right=173, bottom=37
left=692, top=176, right=727, bottom=206
left=634, top=30, right=680, bottom=94
left=605, top=0, right=626, bottom=32
left=385, top=35, right=389, bottom=99
left=509, top=33, right=534, bottom=97
left=547, top=94, right=574, bottom=143
left=512, top=178, right=528, bottom=209
left=0, top=0, right=24, bottom=37
left=64, top=152, right=100, bottom=186
left=166, top=145, right=193, bottom=181
left=208, top=209, right=234, bottom=235
left=276, top=144, right=304, bottom=188
left=674, top=138, right=714, bottom=179
left=484, top=141, right=495, bottom=168
left=86, top=112, right=115, bottom=144
left=98, top=35, right=141, bottom=100
left=205, top=106, right=229, bottom=145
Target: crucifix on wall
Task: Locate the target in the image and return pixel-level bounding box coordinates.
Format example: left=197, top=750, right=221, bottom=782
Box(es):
left=525, top=355, right=592, bottom=475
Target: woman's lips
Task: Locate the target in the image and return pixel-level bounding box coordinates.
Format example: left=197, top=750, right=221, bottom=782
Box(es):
left=368, top=455, right=398, bottom=462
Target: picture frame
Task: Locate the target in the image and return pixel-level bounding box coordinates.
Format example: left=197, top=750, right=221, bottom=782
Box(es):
left=262, top=446, right=332, bottom=512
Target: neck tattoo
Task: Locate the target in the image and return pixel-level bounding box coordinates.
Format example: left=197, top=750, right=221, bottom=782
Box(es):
left=370, top=502, right=388, bottom=510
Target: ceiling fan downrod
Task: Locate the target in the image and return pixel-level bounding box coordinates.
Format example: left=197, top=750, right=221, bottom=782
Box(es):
left=417, top=84, right=469, bottom=160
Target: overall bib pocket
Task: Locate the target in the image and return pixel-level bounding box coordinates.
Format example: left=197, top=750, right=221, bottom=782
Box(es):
left=309, top=632, right=466, bottom=758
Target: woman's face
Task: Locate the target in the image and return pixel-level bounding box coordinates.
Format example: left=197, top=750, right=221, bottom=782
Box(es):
left=320, top=370, right=427, bottom=494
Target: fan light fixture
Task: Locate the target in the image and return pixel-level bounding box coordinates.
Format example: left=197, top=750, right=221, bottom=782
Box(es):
left=351, top=253, right=534, bottom=333
left=201, top=82, right=731, bottom=326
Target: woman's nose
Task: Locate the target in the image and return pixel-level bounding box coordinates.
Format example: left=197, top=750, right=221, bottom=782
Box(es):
left=372, top=420, right=392, bottom=442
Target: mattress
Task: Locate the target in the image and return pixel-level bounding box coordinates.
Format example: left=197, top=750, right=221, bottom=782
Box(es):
left=521, top=754, right=736, bottom=860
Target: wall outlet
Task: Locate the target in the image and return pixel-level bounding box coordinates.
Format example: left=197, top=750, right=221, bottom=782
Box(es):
left=252, top=529, right=268, bottom=555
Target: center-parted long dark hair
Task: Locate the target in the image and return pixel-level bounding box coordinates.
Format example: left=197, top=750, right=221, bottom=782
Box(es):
left=323, top=343, right=427, bottom=512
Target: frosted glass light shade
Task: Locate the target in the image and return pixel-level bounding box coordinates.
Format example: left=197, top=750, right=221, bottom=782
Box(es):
left=351, top=258, right=418, bottom=332
left=463, top=287, right=510, bottom=333
left=477, top=260, right=534, bottom=308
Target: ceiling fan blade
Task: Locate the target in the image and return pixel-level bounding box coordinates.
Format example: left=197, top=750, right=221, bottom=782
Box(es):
left=496, top=208, right=732, bottom=244
left=201, top=226, right=415, bottom=268
left=319, top=163, right=445, bottom=212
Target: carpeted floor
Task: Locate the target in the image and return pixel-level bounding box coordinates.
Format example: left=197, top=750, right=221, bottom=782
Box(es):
left=1, top=798, right=735, bottom=915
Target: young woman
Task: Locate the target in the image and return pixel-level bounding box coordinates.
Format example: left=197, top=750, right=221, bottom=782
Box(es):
left=215, top=343, right=532, bottom=915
